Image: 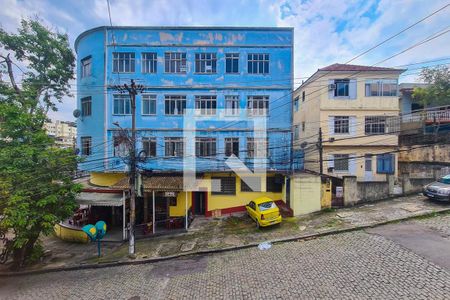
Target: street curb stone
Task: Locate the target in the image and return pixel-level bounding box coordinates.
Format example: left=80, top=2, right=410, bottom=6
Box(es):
left=1, top=207, right=449, bottom=277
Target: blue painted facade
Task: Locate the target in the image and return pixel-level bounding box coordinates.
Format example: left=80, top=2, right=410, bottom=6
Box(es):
left=75, top=26, right=293, bottom=173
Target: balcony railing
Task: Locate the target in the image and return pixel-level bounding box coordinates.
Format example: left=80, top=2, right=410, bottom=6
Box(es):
left=401, top=106, right=450, bottom=124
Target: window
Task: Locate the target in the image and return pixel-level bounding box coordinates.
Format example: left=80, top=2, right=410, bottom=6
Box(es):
left=294, top=97, right=299, bottom=112
left=225, top=138, right=239, bottom=157
left=294, top=125, right=299, bottom=140
left=225, top=53, right=239, bottom=73
left=165, top=137, right=184, bottom=156
left=365, top=116, right=386, bottom=135
left=334, top=116, right=349, bottom=134
left=334, top=154, right=349, bottom=172
left=365, top=154, right=372, bottom=172
left=142, top=94, right=156, bottom=115
left=334, top=79, right=349, bottom=97
left=81, top=56, right=92, bottom=78
left=81, top=137, right=92, bottom=156
left=195, top=96, right=217, bottom=115
left=165, top=52, right=186, bottom=73
left=211, top=177, right=236, bottom=195
left=142, top=52, right=157, bottom=73
left=113, top=94, right=131, bottom=115
left=267, top=176, right=283, bottom=192
left=195, top=53, right=217, bottom=73
left=241, top=177, right=261, bottom=192
left=302, top=91, right=306, bottom=102
left=225, top=95, right=239, bottom=116
left=113, top=136, right=128, bottom=157
left=142, top=138, right=156, bottom=157
left=165, top=95, right=186, bottom=115
left=113, top=52, right=135, bottom=73
left=302, top=122, right=305, bottom=132
left=247, top=137, right=268, bottom=158
left=195, top=138, right=216, bottom=157
left=377, top=154, right=394, bottom=174
left=247, top=96, right=269, bottom=116
left=248, top=53, right=269, bottom=74
left=81, top=96, right=92, bottom=117
left=365, top=79, right=398, bottom=97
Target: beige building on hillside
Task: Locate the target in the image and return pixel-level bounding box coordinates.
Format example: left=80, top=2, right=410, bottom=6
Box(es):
left=293, top=63, right=404, bottom=182
left=45, top=120, right=77, bottom=149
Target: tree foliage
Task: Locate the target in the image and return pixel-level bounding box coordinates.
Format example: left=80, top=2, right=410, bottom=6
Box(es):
left=413, top=66, right=450, bottom=107
left=0, top=18, right=80, bottom=269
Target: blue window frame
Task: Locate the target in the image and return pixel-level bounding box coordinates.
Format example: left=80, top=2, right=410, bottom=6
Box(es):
left=377, top=154, right=394, bottom=174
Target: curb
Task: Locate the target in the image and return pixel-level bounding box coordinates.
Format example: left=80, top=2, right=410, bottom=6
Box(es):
left=1, top=207, right=449, bottom=277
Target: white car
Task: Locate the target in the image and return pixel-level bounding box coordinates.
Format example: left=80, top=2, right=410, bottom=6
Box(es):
left=423, top=175, right=450, bottom=202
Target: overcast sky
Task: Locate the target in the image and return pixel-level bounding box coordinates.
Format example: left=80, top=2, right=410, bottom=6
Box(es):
left=1, top=0, right=449, bottom=122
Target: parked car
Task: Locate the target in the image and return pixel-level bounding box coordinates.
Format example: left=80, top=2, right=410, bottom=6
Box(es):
left=423, top=175, right=450, bottom=202
left=245, top=196, right=282, bottom=228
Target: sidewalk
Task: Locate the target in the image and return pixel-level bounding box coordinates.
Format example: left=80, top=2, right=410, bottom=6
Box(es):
left=2, top=194, right=449, bottom=273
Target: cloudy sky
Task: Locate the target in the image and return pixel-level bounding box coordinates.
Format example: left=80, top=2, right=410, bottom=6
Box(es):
left=1, top=0, right=449, bottom=121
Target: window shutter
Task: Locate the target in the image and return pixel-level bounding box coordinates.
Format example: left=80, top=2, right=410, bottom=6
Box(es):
left=349, top=116, right=357, bottom=136
left=349, top=79, right=357, bottom=99
left=349, top=154, right=357, bottom=175
left=376, top=155, right=383, bottom=173
left=328, top=116, right=335, bottom=135
left=328, top=80, right=335, bottom=99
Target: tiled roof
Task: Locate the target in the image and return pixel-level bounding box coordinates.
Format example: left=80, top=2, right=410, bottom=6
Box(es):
left=318, top=63, right=403, bottom=72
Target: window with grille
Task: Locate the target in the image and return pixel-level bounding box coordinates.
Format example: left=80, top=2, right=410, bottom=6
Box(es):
left=365, top=116, right=386, bottom=135
left=225, top=138, right=239, bottom=157
left=142, top=94, right=156, bottom=115
left=247, top=137, right=268, bottom=158
left=113, top=136, right=129, bottom=157
left=142, top=138, right=156, bottom=157
left=247, top=53, right=269, bottom=74
left=195, top=53, right=217, bottom=73
left=165, top=52, right=186, bottom=73
left=365, top=154, right=372, bottom=171
left=81, top=56, right=92, bottom=78
left=211, top=177, right=236, bottom=195
left=165, top=95, right=186, bottom=115
left=225, top=53, right=239, bottom=73
left=195, top=96, right=216, bottom=115
left=302, top=90, right=306, bottom=102
left=165, top=137, right=184, bottom=156
left=267, top=177, right=283, bottom=192
left=334, top=116, right=349, bottom=134
left=365, top=79, right=398, bottom=97
left=294, top=125, right=299, bottom=140
left=247, top=96, right=269, bottom=116
left=113, top=94, right=131, bottom=115
left=334, top=154, right=349, bottom=171
left=81, top=137, right=92, bottom=156
left=142, top=52, right=157, bottom=73
left=241, top=177, right=261, bottom=192
left=195, top=138, right=216, bottom=157
left=81, top=96, right=91, bottom=117
left=225, top=95, right=239, bottom=116
left=113, top=52, right=135, bottom=73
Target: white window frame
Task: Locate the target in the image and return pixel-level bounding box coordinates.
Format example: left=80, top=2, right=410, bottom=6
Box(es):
left=81, top=136, right=92, bottom=156
left=294, top=125, right=299, bottom=140
left=81, top=96, right=92, bottom=117
left=365, top=79, right=398, bottom=97
left=225, top=95, right=239, bottom=116
left=164, top=95, right=186, bottom=115
left=247, top=96, right=269, bottom=116
left=142, top=138, right=156, bottom=157
left=195, top=138, right=217, bottom=157
left=247, top=137, right=268, bottom=158
left=365, top=116, right=386, bottom=135
left=225, top=137, right=239, bottom=157
left=142, top=52, right=157, bottom=74
left=112, top=52, right=135, bottom=73
left=81, top=56, right=92, bottom=78
left=113, top=94, right=131, bottom=115
left=164, top=52, right=186, bottom=73
left=247, top=53, right=269, bottom=74
left=195, top=95, right=217, bottom=116
left=195, top=53, right=217, bottom=74
left=334, top=79, right=350, bottom=97
left=334, top=116, right=350, bottom=134
left=142, top=94, right=157, bottom=115
left=164, top=137, right=184, bottom=157
left=113, top=135, right=129, bottom=157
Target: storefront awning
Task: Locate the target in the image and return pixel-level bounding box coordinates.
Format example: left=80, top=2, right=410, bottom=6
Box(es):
left=76, top=192, right=124, bottom=207
left=112, top=176, right=184, bottom=192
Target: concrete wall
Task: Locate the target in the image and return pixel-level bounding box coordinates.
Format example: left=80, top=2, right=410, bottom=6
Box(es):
left=290, top=174, right=321, bottom=215
left=343, top=176, right=358, bottom=206
left=357, top=181, right=390, bottom=203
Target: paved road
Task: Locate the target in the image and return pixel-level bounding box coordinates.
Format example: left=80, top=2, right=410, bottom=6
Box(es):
left=1, top=215, right=450, bottom=300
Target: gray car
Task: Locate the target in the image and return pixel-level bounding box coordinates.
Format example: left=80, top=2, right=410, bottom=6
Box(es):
left=423, top=175, right=450, bottom=201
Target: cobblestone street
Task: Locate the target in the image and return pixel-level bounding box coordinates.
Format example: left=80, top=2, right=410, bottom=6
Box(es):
left=1, top=214, right=450, bottom=299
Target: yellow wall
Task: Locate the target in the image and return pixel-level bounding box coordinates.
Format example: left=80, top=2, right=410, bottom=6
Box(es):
left=54, top=223, right=89, bottom=243
left=169, top=191, right=192, bottom=217
left=90, top=172, right=126, bottom=187
left=290, top=174, right=322, bottom=215
left=200, top=173, right=285, bottom=212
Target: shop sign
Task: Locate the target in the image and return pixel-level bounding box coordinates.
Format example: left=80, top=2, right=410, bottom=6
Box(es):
left=164, top=191, right=176, bottom=197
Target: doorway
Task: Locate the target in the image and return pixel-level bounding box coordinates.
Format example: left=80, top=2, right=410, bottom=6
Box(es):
left=193, top=192, right=206, bottom=215
left=364, top=154, right=373, bottom=181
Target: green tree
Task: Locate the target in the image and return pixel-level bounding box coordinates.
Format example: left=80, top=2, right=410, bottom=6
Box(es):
left=0, top=19, right=80, bottom=269
left=412, top=66, right=450, bottom=107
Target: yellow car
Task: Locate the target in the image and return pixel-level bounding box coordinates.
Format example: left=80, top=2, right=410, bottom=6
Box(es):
left=245, top=196, right=282, bottom=228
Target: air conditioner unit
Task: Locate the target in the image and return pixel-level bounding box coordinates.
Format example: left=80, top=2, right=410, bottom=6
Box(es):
left=328, top=83, right=336, bottom=91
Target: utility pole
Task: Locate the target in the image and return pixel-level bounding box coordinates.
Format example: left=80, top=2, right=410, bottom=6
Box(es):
left=113, top=79, right=143, bottom=257
left=318, top=127, right=323, bottom=175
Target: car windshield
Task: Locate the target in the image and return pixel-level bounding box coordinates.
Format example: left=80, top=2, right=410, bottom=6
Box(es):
left=438, top=176, right=450, bottom=184
left=259, top=201, right=276, bottom=211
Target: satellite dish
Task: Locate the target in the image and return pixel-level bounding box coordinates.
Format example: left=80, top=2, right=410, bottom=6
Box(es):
left=73, top=109, right=81, bottom=118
